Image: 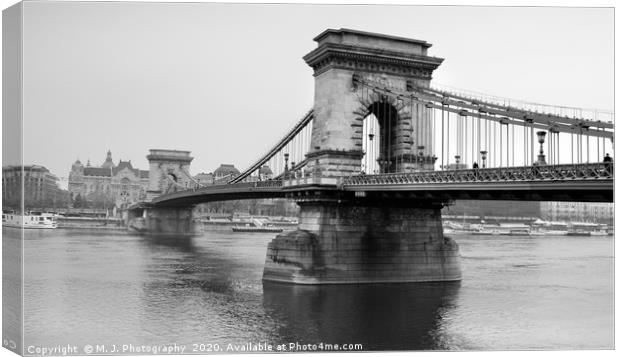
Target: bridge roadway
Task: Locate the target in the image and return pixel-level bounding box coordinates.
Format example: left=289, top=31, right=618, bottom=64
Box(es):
left=148, top=162, right=613, bottom=207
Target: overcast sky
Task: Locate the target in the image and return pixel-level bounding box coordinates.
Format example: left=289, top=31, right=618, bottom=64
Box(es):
left=11, top=1, right=614, bottom=187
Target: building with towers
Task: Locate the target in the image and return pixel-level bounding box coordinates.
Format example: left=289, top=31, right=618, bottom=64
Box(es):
left=68, top=150, right=149, bottom=209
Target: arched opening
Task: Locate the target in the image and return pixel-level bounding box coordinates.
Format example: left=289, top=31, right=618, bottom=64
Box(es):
left=121, top=177, right=131, bottom=191
left=362, top=100, right=400, bottom=174
left=167, top=172, right=178, bottom=182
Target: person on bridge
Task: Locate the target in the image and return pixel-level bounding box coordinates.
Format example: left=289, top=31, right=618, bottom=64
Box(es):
left=603, top=153, right=613, bottom=176
left=472, top=162, right=479, bottom=179
left=532, top=162, right=542, bottom=178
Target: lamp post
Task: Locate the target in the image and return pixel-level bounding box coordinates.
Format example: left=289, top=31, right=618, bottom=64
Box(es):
left=480, top=150, right=487, bottom=168
left=381, top=159, right=388, bottom=174
left=455, top=155, right=461, bottom=170
left=536, top=131, right=547, bottom=165
left=284, top=153, right=289, bottom=178
left=417, top=145, right=425, bottom=170
left=368, top=133, right=374, bottom=173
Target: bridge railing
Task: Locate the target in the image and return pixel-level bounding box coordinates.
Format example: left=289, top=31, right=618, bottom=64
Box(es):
left=157, top=178, right=285, bottom=198
left=341, top=163, right=613, bottom=186
left=196, top=179, right=284, bottom=191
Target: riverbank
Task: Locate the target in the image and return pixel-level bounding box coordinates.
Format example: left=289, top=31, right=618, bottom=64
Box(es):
left=57, top=217, right=125, bottom=230
left=56, top=216, right=299, bottom=232
left=196, top=220, right=297, bottom=232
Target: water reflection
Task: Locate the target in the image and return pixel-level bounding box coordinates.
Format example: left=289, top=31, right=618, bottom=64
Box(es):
left=136, top=234, right=196, bottom=253
left=2, top=228, right=23, bottom=354
left=19, top=230, right=612, bottom=351
left=262, top=281, right=461, bottom=351
left=132, top=232, right=270, bottom=346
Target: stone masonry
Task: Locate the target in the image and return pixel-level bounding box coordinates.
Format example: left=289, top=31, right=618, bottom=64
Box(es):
left=303, top=28, right=443, bottom=177
left=263, top=199, right=461, bottom=284
left=263, top=29, right=460, bottom=284
left=146, top=149, right=194, bottom=201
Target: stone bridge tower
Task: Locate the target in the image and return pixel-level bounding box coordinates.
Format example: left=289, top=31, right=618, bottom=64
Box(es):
left=303, top=28, right=443, bottom=176
left=263, top=29, right=460, bottom=285
left=145, top=149, right=194, bottom=201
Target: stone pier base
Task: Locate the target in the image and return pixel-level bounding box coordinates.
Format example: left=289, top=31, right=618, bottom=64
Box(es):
left=263, top=200, right=461, bottom=284
left=127, top=206, right=194, bottom=236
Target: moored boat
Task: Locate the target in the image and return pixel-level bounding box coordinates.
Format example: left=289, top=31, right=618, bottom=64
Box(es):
left=590, top=231, right=608, bottom=236
left=508, top=229, right=530, bottom=236
left=2, top=211, right=58, bottom=229
left=566, top=230, right=591, bottom=237
left=232, top=225, right=283, bottom=233
left=232, top=218, right=283, bottom=233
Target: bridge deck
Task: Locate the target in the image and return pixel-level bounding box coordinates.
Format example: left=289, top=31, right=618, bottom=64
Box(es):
left=147, top=163, right=613, bottom=207
left=340, top=163, right=613, bottom=202
left=150, top=181, right=285, bottom=207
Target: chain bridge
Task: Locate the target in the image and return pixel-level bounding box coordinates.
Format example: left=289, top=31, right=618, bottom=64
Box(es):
left=128, top=29, right=614, bottom=285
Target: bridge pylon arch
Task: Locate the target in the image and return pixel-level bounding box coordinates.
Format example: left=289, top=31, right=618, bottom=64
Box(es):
left=303, top=28, right=443, bottom=177
left=145, top=149, right=194, bottom=201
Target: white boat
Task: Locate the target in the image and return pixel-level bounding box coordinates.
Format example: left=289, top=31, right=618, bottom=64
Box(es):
left=529, top=229, right=568, bottom=236
left=508, top=229, right=530, bottom=236
left=475, top=228, right=505, bottom=235
left=2, top=211, right=58, bottom=229
left=232, top=218, right=283, bottom=233
left=531, top=219, right=569, bottom=235
left=590, top=231, right=608, bottom=236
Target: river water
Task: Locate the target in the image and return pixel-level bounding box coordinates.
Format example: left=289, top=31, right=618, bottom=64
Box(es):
left=3, top=228, right=614, bottom=353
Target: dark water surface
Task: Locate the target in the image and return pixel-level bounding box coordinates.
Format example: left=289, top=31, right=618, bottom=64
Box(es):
left=4, top=228, right=614, bottom=352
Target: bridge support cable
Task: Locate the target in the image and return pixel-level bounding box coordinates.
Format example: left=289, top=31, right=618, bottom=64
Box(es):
left=556, top=132, right=560, bottom=165
left=441, top=104, right=445, bottom=170
left=410, top=99, right=415, bottom=171
left=571, top=132, right=574, bottom=164
left=179, top=169, right=206, bottom=189
left=586, top=132, right=590, bottom=163
left=575, top=133, right=581, bottom=164
left=511, top=123, right=515, bottom=166
left=503, top=121, right=508, bottom=168
left=477, top=113, right=481, bottom=166
left=464, top=112, right=468, bottom=167
left=359, top=80, right=613, bottom=140
left=597, top=128, right=601, bottom=162
left=499, top=120, right=503, bottom=168
left=430, top=82, right=613, bottom=122
left=529, top=120, right=536, bottom=165
left=596, top=128, right=605, bottom=158
left=576, top=131, right=579, bottom=164
left=548, top=129, right=553, bottom=165
left=485, top=118, right=490, bottom=167
left=556, top=131, right=559, bottom=164
left=495, top=120, right=499, bottom=167
left=470, top=113, right=474, bottom=167
left=552, top=130, right=556, bottom=164
left=351, top=78, right=613, bottom=173
left=387, top=95, right=392, bottom=173
left=577, top=131, right=580, bottom=164
left=421, top=84, right=614, bottom=131
left=230, top=109, right=314, bottom=184
left=456, top=110, right=462, bottom=167
left=447, top=106, right=450, bottom=170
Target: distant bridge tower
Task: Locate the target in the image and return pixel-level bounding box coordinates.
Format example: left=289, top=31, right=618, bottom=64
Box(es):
left=145, top=149, right=194, bottom=201
left=304, top=28, right=443, bottom=176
